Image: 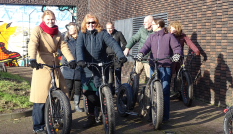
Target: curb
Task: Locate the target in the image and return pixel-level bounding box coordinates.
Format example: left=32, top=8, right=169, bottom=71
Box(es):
left=0, top=108, right=32, bottom=120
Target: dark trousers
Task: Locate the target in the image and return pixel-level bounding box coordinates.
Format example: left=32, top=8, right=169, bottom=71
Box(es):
left=65, top=79, right=82, bottom=96
left=109, top=66, right=121, bottom=90
left=107, top=55, right=122, bottom=94
left=32, top=103, right=45, bottom=131
left=83, top=90, right=100, bottom=114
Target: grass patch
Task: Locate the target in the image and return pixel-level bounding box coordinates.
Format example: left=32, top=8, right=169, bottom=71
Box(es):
left=0, top=72, right=32, bottom=114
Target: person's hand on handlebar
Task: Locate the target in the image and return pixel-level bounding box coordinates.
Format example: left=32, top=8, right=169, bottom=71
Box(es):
left=123, top=48, right=130, bottom=56
left=68, top=60, right=77, bottom=69
left=114, top=57, right=127, bottom=69
left=136, top=53, right=144, bottom=61
left=77, top=60, right=86, bottom=68
left=30, top=59, right=39, bottom=70
left=172, top=53, right=180, bottom=62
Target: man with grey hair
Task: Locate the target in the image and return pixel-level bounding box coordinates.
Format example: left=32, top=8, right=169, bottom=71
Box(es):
left=123, top=15, right=154, bottom=81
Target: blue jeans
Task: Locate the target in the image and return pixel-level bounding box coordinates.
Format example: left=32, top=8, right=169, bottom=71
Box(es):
left=32, top=103, right=45, bottom=131
left=150, top=66, right=171, bottom=121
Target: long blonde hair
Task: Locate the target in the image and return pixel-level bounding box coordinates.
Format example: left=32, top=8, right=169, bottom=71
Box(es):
left=41, top=10, right=56, bottom=20
left=81, top=14, right=102, bottom=33
left=168, top=21, right=183, bottom=36
left=64, top=22, right=79, bottom=40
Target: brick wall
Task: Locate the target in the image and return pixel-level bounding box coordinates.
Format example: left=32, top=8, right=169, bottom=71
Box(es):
left=80, top=0, right=233, bottom=107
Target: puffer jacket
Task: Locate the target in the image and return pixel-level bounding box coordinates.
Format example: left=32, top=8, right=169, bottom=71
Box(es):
left=76, top=29, right=125, bottom=63
left=125, top=26, right=154, bottom=63
left=58, top=33, right=81, bottom=80
left=76, top=29, right=125, bottom=89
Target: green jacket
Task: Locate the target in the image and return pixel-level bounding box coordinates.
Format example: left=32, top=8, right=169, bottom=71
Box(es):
left=125, top=26, right=154, bottom=63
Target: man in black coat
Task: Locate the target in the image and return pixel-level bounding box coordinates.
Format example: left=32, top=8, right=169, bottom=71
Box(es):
left=106, top=22, right=127, bottom=95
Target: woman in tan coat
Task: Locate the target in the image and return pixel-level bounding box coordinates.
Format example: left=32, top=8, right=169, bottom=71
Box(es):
left=28, top=10, right=76, bottom=134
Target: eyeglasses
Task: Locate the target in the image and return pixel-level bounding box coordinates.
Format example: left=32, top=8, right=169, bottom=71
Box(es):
left=86, top=21, right=96, bottom=25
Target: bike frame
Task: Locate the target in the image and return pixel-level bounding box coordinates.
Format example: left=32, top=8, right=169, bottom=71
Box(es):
left=175, top=53, right=194, bottom=92
left=38, top=63, right=67, bottom=123
left=141, top=56, right=171, bottom=112
left=48, top=65, right=57, bottom=121
left=86, top=61, right=113, bottom=116
left=127, top=55, right=137, bottom=83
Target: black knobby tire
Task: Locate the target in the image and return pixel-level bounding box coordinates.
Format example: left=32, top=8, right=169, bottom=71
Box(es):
left=151, top=81, right=163, bottom=130
left=101, top=86, right=115, bottom=134
left=181, top=71, right=193, bottom=106
left=174, top=76, right=182, bottom=101
left=108, top=67, right=114, bottom=85
left=117, top=83, right=134, bottom=117
left=45, top=90, right=72, bottom=134
left=128, top=73, right=139, bottom=107
left=223, top=109, right=233, bottom=134
left=108, top=68, right=115, bottom=95
left=83, top=94, right=89, bottom=116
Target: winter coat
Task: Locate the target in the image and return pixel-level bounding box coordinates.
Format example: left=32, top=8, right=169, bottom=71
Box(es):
left=76, top=29, right=125, bottom=89
left=106, top=29, right=127, bottom=54
left=125, top=26, right=154, bottom=63
left=139, top=28, right=182, bottom=67
left=58, top=33, right=81, bottom=80
left=171, top=32, right=200, bottom=74
left=28, top=26, right=74, bottom=103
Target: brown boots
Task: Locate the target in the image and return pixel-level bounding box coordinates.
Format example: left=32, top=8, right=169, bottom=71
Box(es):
left=83, top=114, right=95, bottom=128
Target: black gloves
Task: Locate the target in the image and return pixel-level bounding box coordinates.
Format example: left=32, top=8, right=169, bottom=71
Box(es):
left=119, top=57, right=127, bottom=64
left=114, top=57, right=127, bottom=69
left=172, top=53, right=181, bottom=62
left=77, top=60, right=86, bottom=68
left=30, top=59, right=39, bottom=69
left=69, top=60, right=77, bottom=69
left=136, top=53, right=144, bottom=61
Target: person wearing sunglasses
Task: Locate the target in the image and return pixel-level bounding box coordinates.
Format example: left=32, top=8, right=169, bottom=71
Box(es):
left=76, top=14, right=127, bottom=128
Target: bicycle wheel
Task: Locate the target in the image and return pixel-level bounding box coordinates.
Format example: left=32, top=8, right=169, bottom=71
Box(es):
left=117, top=83, right=134, bottom=117
left=223, top=109, right=233, bottom=134
left=45, top=90, right=72, bottom=134
left=151, top=81, right=163, bottom=130
left=101, top=86, right=115, bottom=134
left=173, top=76, right=182, bottom=101
left=181, top=71, right=193, bottom=106
left=83, top=94, right=89, bottom=116
left=108, top=68, right=115, bottom=95
left=128, top=73, right=139, bottom=107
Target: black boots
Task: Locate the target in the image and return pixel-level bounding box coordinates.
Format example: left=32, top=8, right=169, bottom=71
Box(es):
left=83, top=114, right=95, bottom=128
left=74, top=95, right=84, bottom=112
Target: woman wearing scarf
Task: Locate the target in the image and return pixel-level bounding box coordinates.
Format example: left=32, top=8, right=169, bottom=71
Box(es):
left=28, top=10, right=76, bottom=134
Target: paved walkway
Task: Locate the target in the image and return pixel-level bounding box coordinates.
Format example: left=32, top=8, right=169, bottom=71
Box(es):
left=0, top=66, right=226, bottom=134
